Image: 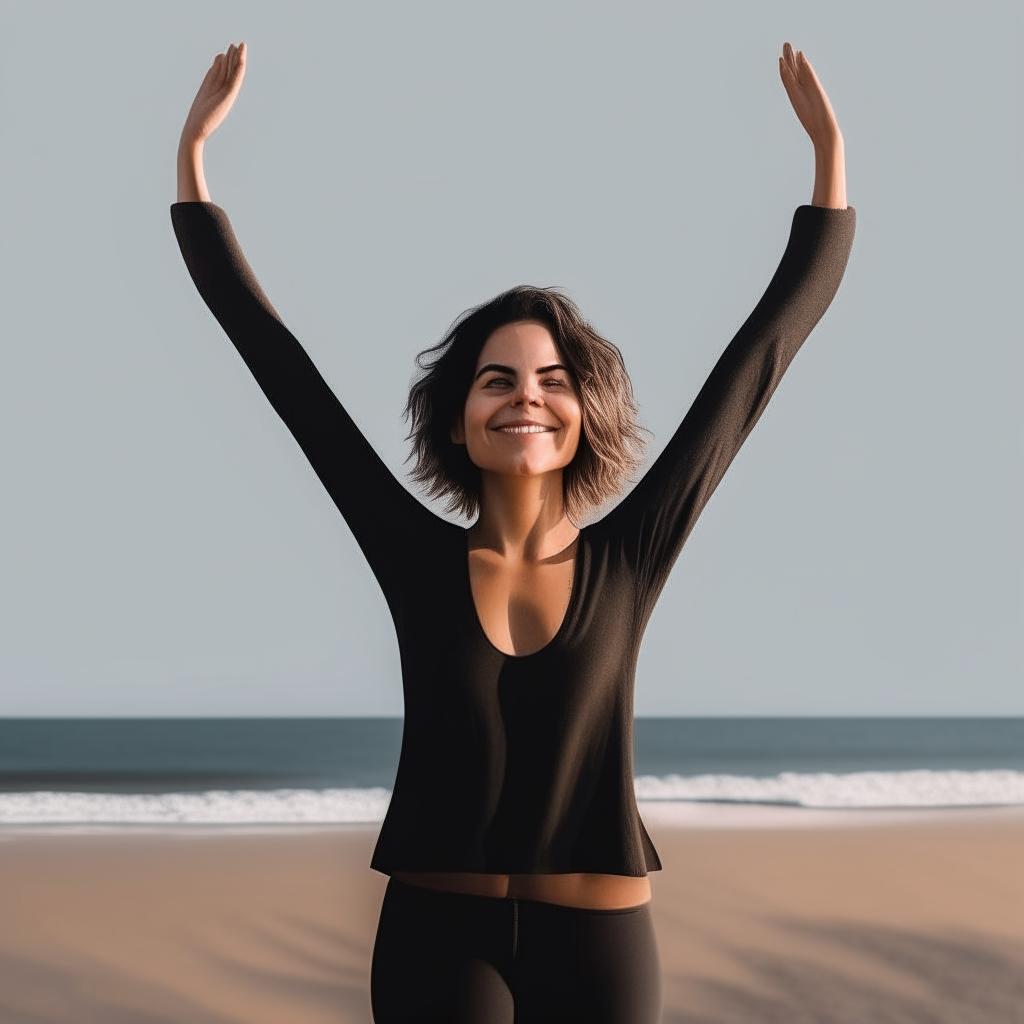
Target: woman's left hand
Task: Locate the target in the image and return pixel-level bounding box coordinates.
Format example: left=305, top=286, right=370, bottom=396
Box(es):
left=778, top=42, right=842, bottom=148
left=779, top=42, right=847, bottom=209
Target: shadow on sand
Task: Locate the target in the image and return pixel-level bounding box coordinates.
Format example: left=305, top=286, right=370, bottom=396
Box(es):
left=664, top=921, right=1024, bottom=1024
left=0, top=914, right=373, bottom=1024
left=4, top=917, right=1023, bottom=1023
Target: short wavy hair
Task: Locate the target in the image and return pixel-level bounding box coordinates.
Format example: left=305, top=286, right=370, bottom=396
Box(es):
left=405, top=286, right=647, bottom=522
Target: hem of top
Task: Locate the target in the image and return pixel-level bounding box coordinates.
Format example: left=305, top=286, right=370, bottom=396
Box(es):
left=370, top=863, right=658, bottom=878
left=383, top=876, right=653, bottom=912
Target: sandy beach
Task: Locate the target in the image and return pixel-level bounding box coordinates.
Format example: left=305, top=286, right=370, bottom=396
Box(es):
left=2, top=807, right=1022, bottom=1023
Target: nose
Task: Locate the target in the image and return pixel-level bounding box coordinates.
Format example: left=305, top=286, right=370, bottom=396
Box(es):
left=511, top=377, right=543, bottom=408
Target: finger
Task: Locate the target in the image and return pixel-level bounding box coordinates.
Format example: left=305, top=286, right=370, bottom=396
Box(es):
left=782, top=41, right=798, bottom=76
left=800, top=52, right=825, bottom=92
left=234, top=41, right=247, bottom=84
left=779, top=60, right=798, bottom=107
left=779, top=68, right=804, bottom=116
left=227, top=42, right=245, bottom=88
left=779, top=56, right=795, bottom=90
left=796, top=49, right=824, bottom=94
left=779, top=54, right=800, bottom=99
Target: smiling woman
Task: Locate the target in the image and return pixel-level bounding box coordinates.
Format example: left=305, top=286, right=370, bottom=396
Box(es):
left=171, top=39, right=854, bottom=1024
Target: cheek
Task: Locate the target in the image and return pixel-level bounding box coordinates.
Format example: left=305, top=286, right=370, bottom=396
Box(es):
left=462, top=392, right=495, bottom=434
left=460, top=394, right=506, bottom=455
left=551, top=399, right=583, bottom=464
left=570, top=400, right=585, bottom=448
left=559, top=396, right=584, bottom=438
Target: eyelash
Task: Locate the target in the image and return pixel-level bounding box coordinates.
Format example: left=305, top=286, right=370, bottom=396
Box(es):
left=483, top=378, right=566, bottom=389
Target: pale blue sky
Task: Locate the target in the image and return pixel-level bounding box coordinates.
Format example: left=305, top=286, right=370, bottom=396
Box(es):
left=1, top=1, right=1021, bottom=715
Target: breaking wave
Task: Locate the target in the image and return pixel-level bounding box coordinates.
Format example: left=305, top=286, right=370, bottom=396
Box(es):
left=2, top=770, right=1023, bottom=824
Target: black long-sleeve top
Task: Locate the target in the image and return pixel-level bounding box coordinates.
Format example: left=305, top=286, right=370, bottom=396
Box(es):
left=171, top=202, right=855, bottom=876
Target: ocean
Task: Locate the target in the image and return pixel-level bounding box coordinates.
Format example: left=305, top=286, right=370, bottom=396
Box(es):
left=1, top=718, right=1022, bottom=824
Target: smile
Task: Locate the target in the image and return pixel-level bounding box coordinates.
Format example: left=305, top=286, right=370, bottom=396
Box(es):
left=494, top=424, right=557, bottom=434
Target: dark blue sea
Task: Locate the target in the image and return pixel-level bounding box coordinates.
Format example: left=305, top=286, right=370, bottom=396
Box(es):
left=1, top=718, right=1021, bottom=823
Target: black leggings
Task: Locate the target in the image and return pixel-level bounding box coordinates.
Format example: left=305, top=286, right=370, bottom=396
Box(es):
left=370, top=879, right=661, bottom=1024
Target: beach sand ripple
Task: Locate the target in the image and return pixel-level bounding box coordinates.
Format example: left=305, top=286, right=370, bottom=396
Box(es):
left=1, top=809, right=1021, bottom=1023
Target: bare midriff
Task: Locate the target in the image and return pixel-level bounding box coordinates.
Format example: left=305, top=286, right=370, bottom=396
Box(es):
left=390, top=871, right=652, bottom=909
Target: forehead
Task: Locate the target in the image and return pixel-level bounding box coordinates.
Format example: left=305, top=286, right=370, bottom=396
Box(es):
left=476, top=320, right=561, bottom=370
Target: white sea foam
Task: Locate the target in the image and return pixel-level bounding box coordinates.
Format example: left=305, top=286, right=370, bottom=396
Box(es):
left=633, top=769, right=1024, bottom=808
left=0, top=787, right=392, bottom=825
left=1, top=771, right=1022, bottom=825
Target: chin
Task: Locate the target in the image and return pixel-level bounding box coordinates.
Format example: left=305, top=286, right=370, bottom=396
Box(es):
left=503, top=457, right=571, bottom=478
left=467, top=434, right=578, bottom=477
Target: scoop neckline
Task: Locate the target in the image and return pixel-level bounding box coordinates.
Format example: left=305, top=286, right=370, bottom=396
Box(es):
left=463, top=528, right=585, bottom=660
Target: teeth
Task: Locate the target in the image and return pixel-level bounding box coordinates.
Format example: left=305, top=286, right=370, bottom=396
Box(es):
left=499, top=425, right=553, bottom=434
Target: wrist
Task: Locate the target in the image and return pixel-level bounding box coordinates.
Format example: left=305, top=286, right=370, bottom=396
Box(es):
left=811, top=143, right=847, bottom=209
left=176, top=137, right=210, bottom=204
left=812, top=128, right=844, bottom=158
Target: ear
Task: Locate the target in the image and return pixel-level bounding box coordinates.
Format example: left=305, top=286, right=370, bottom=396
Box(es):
left=450, top=414, right=466, bottom=445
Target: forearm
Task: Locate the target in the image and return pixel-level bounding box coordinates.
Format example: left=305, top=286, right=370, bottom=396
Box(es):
left=811, top=134, right=846, bottom=209
left=177, top=138, right=210, bottom=203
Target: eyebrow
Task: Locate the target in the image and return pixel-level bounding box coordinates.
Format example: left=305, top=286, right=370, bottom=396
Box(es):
left=474, top=363, right=569, bottom=380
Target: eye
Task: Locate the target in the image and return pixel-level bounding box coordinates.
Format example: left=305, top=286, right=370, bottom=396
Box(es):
left=543, top=377, right=568, bottom=389
left=483, top=376, right=513, bottom=388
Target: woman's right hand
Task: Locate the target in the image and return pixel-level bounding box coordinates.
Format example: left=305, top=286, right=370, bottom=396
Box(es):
left=181, top=42, right=246, bottom=148
left=176, top=42, right=246, bottom=202
left=778, top=42, right=846, bottom=209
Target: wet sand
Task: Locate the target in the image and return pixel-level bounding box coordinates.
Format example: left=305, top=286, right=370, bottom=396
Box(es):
left=1, top=807, right=1022, bottom=1023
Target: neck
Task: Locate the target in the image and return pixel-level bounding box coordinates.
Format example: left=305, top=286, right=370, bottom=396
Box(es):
left=472, top=470, right=577, bottom=559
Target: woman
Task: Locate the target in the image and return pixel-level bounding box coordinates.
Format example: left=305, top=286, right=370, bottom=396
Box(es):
left=173, top=40, right=854, bottom=1024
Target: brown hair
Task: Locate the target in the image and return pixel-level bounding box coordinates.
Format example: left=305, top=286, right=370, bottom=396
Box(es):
left=405, top=285, right=647, bottom=521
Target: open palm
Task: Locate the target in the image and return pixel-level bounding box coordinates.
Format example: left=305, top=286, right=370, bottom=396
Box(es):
left=181, top=42, right=247, bottom=147
left=779, top=42, right=841, bottom=145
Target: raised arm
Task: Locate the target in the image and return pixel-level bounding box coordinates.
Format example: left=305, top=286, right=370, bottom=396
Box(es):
left=171, top=45, right=435, bottom=593
left=600, top=44, right=855, bottom=602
